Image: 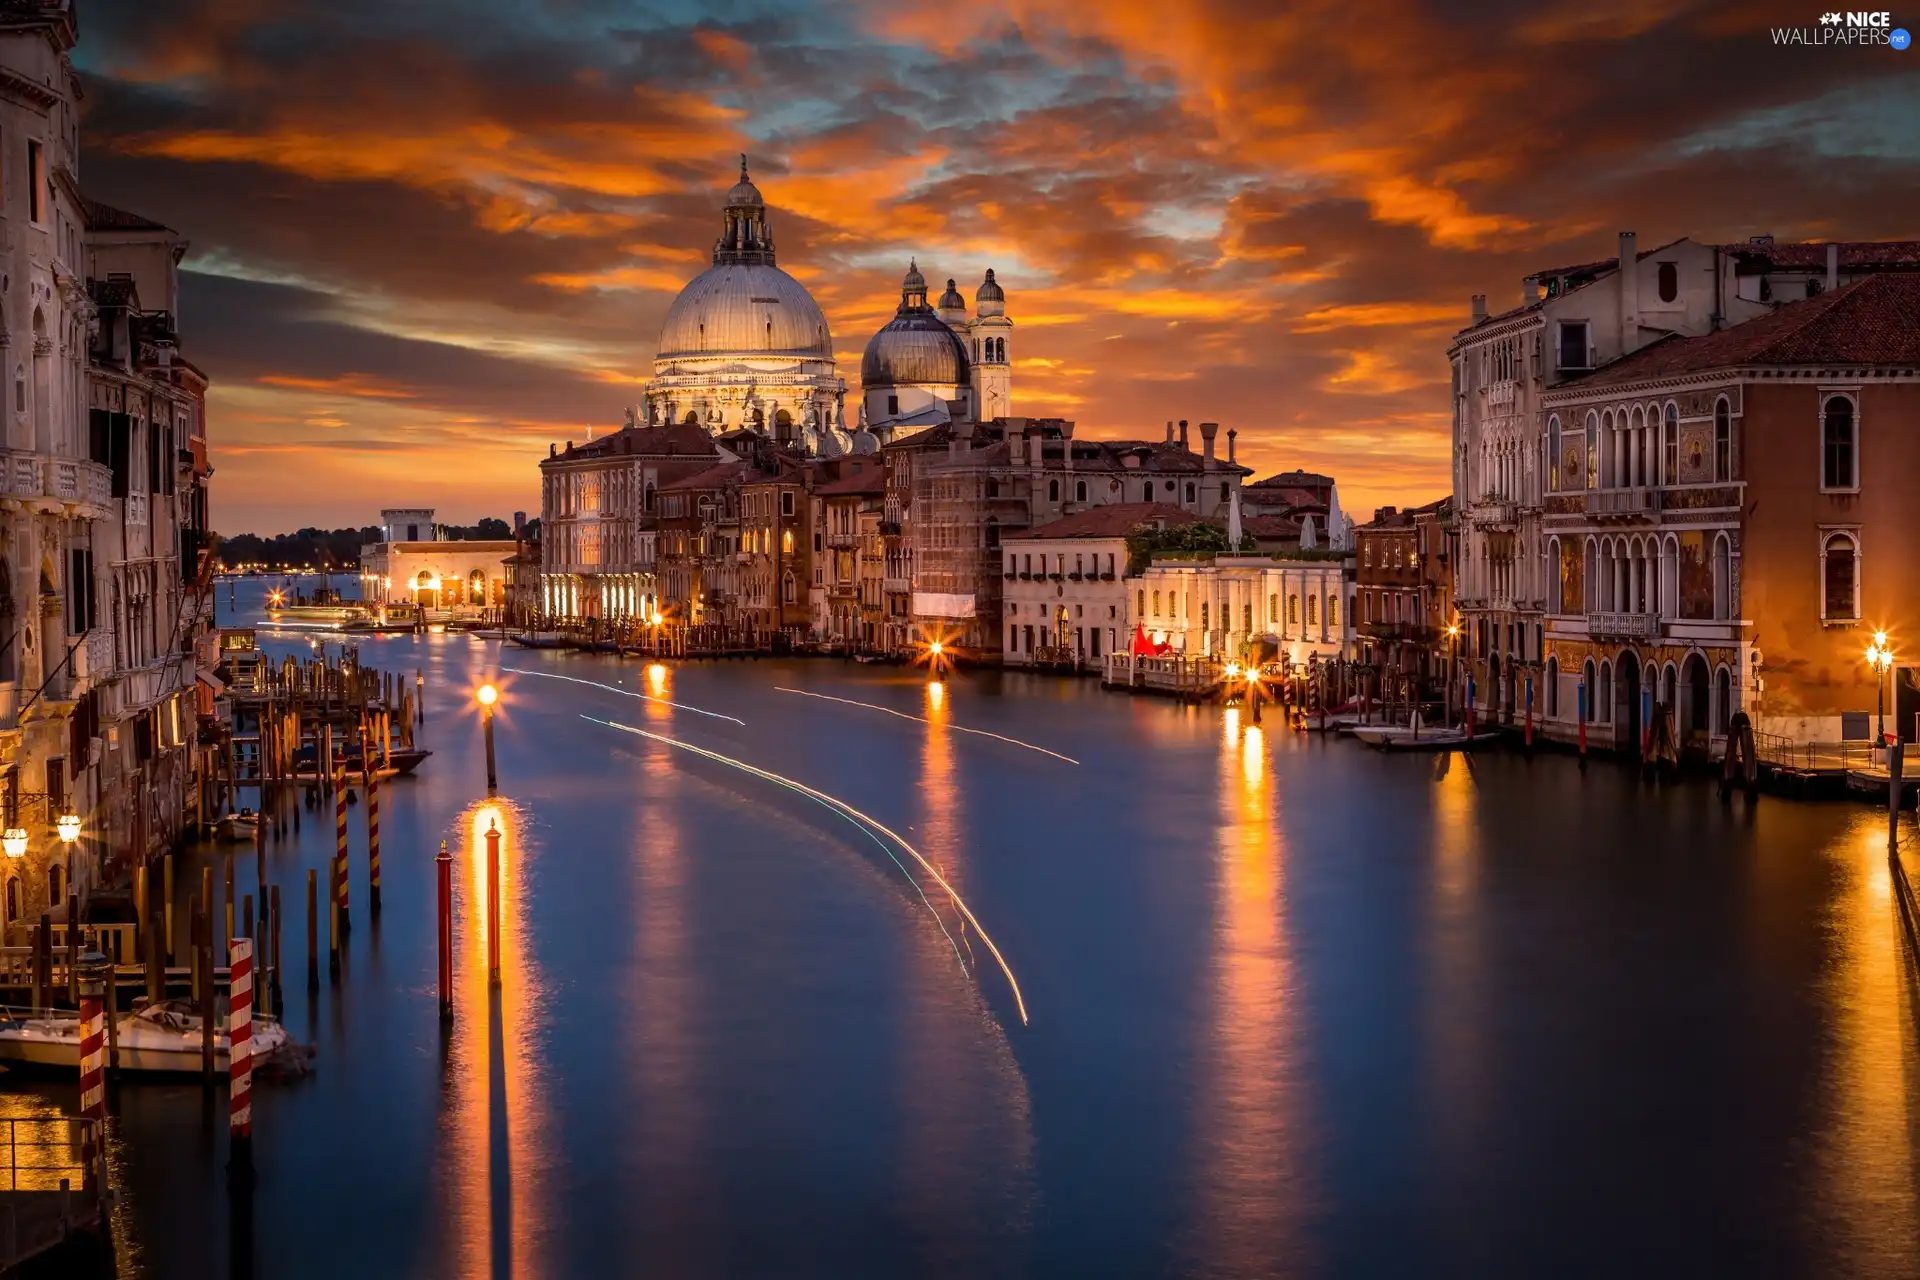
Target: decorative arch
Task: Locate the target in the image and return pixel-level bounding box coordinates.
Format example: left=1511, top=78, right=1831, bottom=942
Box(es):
left=1821, top=393, right=1857, bottom=490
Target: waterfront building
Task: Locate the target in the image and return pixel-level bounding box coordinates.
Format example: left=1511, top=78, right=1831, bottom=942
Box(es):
left=1354, top=497, right=1454, bottom=688
left=812, top=457, right=886, bottom=648
left=358, top=508, right=515, bottom=616
left=1131, top=551, right=1352, bottom=667
left=737, top=459, right=811, bottom=641
left=640, top=160, right=847, bottom=449
left=537, top=421, right=718, bottom=621
left=0, top=4, right=217, bottom=928
left=501, top=524, right=541, bottom=628
left=1535, top=272, right=1920, bottom=756
left=1450, top=231, right=1920, bottom=730
left=1003, top=503, right=1198, bottom=671
left=910, top=416, right=1246, bottom=658
left=656, top=459, right=745, bottom=628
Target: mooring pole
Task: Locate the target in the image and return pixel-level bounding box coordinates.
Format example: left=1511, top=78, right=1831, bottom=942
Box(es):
left=437, top=840, right=454, bottom=1020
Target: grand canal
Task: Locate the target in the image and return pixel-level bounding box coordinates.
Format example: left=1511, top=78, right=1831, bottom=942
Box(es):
left=40, top=583, right=1920, bottom=1276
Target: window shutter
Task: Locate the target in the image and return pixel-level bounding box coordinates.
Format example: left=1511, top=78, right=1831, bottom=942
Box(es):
left=89, top=408, right=111, bottom=465
left=109, top=413, right=132, bottom=497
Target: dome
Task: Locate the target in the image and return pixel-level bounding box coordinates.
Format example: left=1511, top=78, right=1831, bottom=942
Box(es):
left=861, top=311, right=971, bottom=388
left=975, top=267, right=1005, bottom=317
left=655, top=262, right=833, bottom=361
left=724, top=154, right=764, bottom=209
left=937, top=278, right=966, bottom=311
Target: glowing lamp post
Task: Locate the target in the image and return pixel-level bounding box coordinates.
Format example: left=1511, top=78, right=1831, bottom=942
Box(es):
left=1445, top=624, right=1461, bottom=727
left=477, top=684, right=499, bottom=792
left=1866, top=632, right=1894, bottom=744
left=926, top=638, right=946, bottom=680
left=57, top=812, right=81, bottom=846
left=1, top=828, right=24, bottom=858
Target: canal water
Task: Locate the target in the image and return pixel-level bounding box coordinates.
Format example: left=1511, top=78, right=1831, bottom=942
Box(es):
left=38, top=581, right=1920, bottom=1275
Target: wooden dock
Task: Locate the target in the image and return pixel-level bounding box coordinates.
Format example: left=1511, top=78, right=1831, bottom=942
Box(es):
left=0, top=1116, right=108, bottom=1274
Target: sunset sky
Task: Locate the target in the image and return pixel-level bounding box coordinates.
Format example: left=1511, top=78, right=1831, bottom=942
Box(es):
left=76, top=0, right=1919, bottom=535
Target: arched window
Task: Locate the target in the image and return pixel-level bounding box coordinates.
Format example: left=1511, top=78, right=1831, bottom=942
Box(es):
left=1288, top=595, right=1298, bottom=624
left=1585, top=412, right=1599, bottom=489
left=1142, top=482, right=1153, bottom=501
left=782, top=572, right=795, bottom=604
left=1714, top=666, right=1733, bottom=734
left=1075, top=480, right=1087, bottom=503
left=1662, top=402, right=1678, bottom=485
left=1546, top=656, right=1559, bottom=717
left=1657, top=261, right=1678, bottom=303
left=1712, top=534, right=1732, bottom=620
left=1822, top=395, right=1856, bottom=489
left=1048, top=479, right=1060, bottom=502
left=1200, top=602, right=1209, bottom=631
left=1713, top=397, right=1732, bottom=482
left=1327, top=595, right=1338, bottom=629
left=1821, top=532, right=1858, bottom=621
left=1582, top=659, right=1596, bottom=721
left=1306, top=595, right=1318, bottom=626
left=1268, top=593, right=1278, bottom=623
left=1152, top=590, right=1161, bottom=617
left=1184, top=482, right=1196, bottom=503
left=1547, top=415, right=1561, bottom=492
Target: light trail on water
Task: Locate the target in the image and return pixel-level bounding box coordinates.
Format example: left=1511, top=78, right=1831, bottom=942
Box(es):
left=774, top=687, right=1078, bottom=765
left=584, top=714, right=1030, bottom=1026
left=503, top=666, right=745, bottom=725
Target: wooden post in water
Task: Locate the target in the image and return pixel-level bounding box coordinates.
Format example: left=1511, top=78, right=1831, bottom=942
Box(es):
left=243, top=893, right=254, bottom=947
left=306, top=869, right=319, bottom=991
left=328, top=853, right=340, bottom=979
left=33, top=914, right=49, bottom=1012
left=334, top=758, right=351, bottom=935
left=223, top=854, right=235, bottom=961
left=200, top=926, right=215, bottom=1082
left=145, top=909, right=164, bottom=1006
left=134, top=865, right=148, bottom=957
left=164, top=853, right=175, bottom=964
left=367, top=746, right=382, bottom=916
left=486, top=819, right=501, bottom=988
left=227, top=936, right=254, bottom=1179
left=1890, top=744, right=1905, bottom=856
left=437, top=840, right=453, bottom=1020
left=188, top=894, right=202, bottom=1008
left=270, top=883, right=283, bottom=1012
left=66, top=891, right=79, bottom=1003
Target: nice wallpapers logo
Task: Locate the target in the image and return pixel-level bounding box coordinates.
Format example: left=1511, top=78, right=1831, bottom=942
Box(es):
left=1772, top=11, right=1912, bottom=46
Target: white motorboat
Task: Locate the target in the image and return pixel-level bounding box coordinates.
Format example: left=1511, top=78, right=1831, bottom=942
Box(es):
left=216, top=809, right=261, bottom=842
left=0, top=1000, right=290, bottom=1075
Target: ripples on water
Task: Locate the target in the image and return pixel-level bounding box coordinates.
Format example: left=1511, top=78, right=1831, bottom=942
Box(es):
left=60, top=583, right=1920, bottom=1277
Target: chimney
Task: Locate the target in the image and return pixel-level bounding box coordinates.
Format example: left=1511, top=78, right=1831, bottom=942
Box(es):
left=1164, top=420, right=1174, bottom=445
left=1825, top=242, right=1839, bottom=292
left=1618, top=230, right=1639, bottom=353
left=1470, top=294, right=1487, bottom=324
left=1011, top=426, right=1026, bottom=466
left=1178, top=419, right=1189, bottom=449
left=1524, top=280, right=1541, bottom=304
left=1061, top=420, right=1076, bottom=476
left=513, top=511, right=526, bottom=534
left=1226, top=427, right=1237, bottom=466
left=549, top=443, right=557, bottom=458
left=1199, top=421, right=1218, bottom=472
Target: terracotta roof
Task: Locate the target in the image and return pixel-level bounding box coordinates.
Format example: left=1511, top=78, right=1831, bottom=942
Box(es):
left=1010, top=502, right=1205, bottom=540
left=657, top=460, right=745, bottom=492
left=1249, top=470, right=1333, bottom=489
left=1241, top=514, right=1306, bottom=539
left=813, top=465, right=887, bottom=496
left=1719, top=240, right=1920, bottom=270
left=83, top=198, right=173, bottom=234
left=1571, top=274, right=1920, bottom=388
left=557, top=422, right=719, bottom=461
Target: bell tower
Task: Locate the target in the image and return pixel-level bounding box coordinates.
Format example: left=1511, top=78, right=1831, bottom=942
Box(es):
left=969, top=269, right=1012, bottom=423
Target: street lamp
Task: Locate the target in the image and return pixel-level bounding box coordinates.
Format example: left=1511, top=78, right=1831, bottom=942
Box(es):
left=56, top=812, right=81, bottom=845
left=476, top=684, right=499, bottom=792
left=1, top=828, right=25, bottom=858
left=1866, top=634, right=1894, bottom=743
left=1444, top=623, right=1461, bottom=727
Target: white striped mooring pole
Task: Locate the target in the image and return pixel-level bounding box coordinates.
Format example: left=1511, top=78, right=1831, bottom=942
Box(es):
left=229, top=936, right=255, bottom=1179
left=78, top=953, right=108, bottom=1191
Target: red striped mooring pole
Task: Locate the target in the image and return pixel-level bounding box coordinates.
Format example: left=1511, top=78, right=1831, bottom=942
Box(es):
left=334, top=758, right=351, bottom=934
left=228, top=936, right=254, bottom=1177
left=78, top=957, right=107, bottom=1189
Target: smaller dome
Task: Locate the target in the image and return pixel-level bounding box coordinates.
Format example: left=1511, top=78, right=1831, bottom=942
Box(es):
left=937, top=278, right=966, bottom=311
left=862, top=312, right=971, bottom=389
left=975, top=268, right=1005, bottom=317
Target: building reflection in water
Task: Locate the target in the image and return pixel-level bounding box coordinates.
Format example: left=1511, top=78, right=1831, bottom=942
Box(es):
left=437, top=798, right=552, bottom=1280
left=1817, top=818, right=1919, bottom=1272
left=1189, top=708, right=1311, bottom=1271
left=897, top=672, right=1034, bottom=1261
left=1423, top=753, right=1486, bottom=1200
left=626, top=675, right=711, bottom=1260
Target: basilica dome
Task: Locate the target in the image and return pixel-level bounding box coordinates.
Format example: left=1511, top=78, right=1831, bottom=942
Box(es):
left=861, top=261, right=971, bottom=389
left=655, top=263, right=833, bottom=361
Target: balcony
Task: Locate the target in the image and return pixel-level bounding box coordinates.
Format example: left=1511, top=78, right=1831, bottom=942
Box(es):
left=1587, top=611, right=1659, bottom=640
left=1471, top=501, right=1517, bottom=527
left=1586, top=488, right=1657, bottom=517
left=0, top=451, right=112, bottom=513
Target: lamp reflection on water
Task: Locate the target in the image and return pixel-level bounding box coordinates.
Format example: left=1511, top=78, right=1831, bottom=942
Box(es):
left=437, top=798, right=553, bottom=1280
left=1190, top=706, right=1308, bottom=1268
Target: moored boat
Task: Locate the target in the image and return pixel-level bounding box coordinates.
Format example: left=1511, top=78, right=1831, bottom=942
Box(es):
left=215, top=809, right=261, bottom=842
left=0, top=1001, right=292, bottom=1075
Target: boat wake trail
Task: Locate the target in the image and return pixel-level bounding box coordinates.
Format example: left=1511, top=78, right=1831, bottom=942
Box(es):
left=774, top=687, right=1078, bottom=765
left=584, top=714, right=1029, bottom=1025
left=503, top=666, right=745, bottom=725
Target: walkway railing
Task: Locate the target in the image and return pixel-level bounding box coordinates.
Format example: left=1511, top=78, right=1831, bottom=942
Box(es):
left=0, top=1116, right=99, bottom=1193
left=1754, top=733, right=1879, bottom=774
